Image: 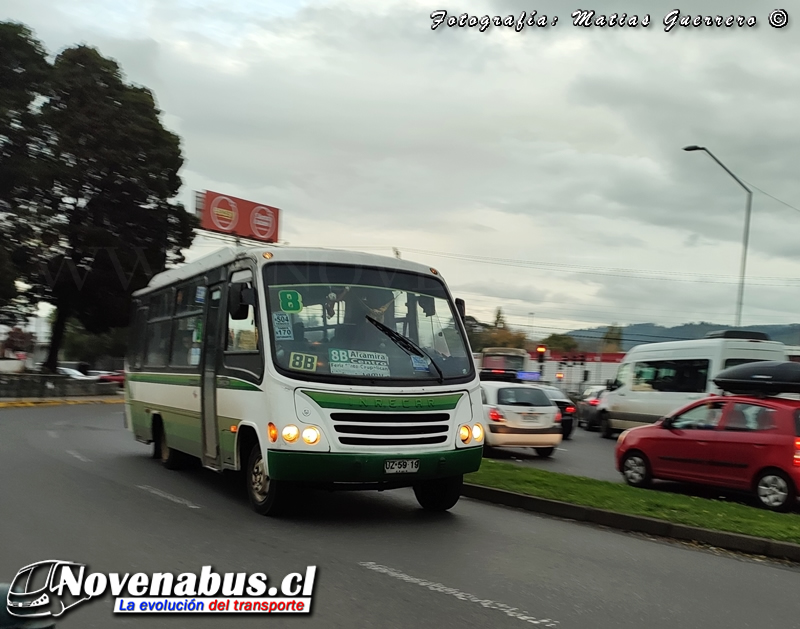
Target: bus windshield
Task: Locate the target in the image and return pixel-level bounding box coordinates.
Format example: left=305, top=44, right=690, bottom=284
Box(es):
left=263, top=262, right=473, bottom=385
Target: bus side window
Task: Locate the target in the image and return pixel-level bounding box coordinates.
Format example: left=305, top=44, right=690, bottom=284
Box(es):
left=128, top=305, right=148, bottom=370
left=224, top=271, right=264, bottom=381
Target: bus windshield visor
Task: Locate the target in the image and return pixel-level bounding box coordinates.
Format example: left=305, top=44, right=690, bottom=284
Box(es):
left=263, top=263, right=474, bottom=385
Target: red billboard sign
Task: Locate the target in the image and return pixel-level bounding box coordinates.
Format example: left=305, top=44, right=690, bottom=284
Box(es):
left=197, top=190, right=280, bottom=243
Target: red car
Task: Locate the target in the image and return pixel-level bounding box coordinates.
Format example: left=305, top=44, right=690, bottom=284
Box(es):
left=615, top=394, right=800, bottom=511
left=97, top=371, right=125, bottom=388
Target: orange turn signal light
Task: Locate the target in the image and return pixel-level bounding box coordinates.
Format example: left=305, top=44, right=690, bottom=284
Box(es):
left=268, top=422, right=278, bottom=443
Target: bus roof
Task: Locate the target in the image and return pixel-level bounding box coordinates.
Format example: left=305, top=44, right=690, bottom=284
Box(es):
left=134, top=245, right=444, bottom=296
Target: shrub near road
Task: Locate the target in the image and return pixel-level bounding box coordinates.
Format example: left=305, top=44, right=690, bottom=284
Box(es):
left=467, top=459, right=800, bottom=545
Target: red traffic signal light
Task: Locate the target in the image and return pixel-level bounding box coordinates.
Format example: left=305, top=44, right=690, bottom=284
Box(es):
left=536, top=345, right=546, bottom=353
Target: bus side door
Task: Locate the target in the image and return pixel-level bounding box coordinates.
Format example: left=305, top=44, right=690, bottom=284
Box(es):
left=201, top=284, right=224, bottom=468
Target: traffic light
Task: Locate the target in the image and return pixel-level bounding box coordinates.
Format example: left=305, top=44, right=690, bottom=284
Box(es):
left=536, top=345, right=546, bottom=364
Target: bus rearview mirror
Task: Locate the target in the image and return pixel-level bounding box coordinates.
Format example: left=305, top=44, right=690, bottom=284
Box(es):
left=455, top=298, right=466, bottom=320
left=228, top=284, right=253, bottom=320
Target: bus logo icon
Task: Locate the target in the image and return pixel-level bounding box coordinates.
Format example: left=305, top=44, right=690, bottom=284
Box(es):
left=250, top=206, right=277, bottom=240
left=209, top=196, right=239, bottom=232
left=6, top=560, right=91, bottom=619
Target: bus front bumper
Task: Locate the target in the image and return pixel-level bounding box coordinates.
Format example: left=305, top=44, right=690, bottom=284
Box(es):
left=267, top=447, right=483, bottom=484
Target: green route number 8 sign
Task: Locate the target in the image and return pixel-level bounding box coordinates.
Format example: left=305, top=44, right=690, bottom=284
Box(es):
left=278, top=290, right=304, bottom=313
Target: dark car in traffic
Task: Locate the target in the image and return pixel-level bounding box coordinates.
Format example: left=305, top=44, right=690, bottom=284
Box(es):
left=577, top=385, right=606, bottom=431
left=534, top=385, right=577, bottom=440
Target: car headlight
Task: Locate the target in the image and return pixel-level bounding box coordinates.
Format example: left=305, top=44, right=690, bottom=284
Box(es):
left=30, top=593, right=49, bottom=607
left=302, top=426, right=321, bottom=445
left=459, top=425, right=472, bottom=444
left=282, top=425, right=300, bottom=443
left=618, top=430, right=629, bottom=445
left=472, top=423, right=484, bottom=442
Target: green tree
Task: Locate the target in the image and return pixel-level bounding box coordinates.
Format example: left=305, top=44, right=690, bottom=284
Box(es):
left=1, top=26, right=197, bottom=371
left=60, top=318, right=128, bottom=365
left=538, top=333, right=578, bottom=352
left=0, top=22, right=50, bottom=322
left=0, top=246, right=17, bottom=318
left=493, top=307, right=506, bottom=329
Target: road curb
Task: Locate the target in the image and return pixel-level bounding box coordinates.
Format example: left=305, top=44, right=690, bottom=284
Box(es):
left=0, top=398, right=124, bottom=409
left=462, top=483, right=800, bottom=563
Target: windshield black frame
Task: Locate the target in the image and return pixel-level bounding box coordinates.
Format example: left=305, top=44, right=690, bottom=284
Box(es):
left=263, top=262, right=475, bottom=387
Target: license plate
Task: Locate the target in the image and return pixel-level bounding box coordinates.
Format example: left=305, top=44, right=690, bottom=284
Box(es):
left=384, top=459, right=420, bottom=474
left=521, top=413, right=541, bottom=423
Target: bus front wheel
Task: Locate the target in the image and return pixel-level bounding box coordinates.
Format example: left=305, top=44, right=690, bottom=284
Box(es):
left=246, top=444, right=285, bottom=516
left=413, top=475, right=463, bottom=512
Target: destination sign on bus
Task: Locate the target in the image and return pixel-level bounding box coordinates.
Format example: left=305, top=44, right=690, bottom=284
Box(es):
left=329, top=349, right=391, bottom=377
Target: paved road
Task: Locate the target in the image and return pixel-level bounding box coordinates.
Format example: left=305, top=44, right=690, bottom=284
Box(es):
left=487, top=426, right=621, bottom=482
left=2, top=405, right=799, bottom=629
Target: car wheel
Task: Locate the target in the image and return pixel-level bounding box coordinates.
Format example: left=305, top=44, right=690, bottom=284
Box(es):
left=600, top=413, right=614, bottom=439
left=621, top=451, right=651, bottom=488
left=413, top=476, right=463, bottom=511
left=755, top=470, right=795, bottom=512
left=534, top=447, right=554, bottom=458
left=246, top=443, right=288, bottom=516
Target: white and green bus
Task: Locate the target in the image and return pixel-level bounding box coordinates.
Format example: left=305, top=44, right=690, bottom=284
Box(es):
left=124, top=246, right=484, bottom=515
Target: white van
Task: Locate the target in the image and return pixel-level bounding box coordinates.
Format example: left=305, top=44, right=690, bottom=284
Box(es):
left=598, top=331, right=787, bottom=438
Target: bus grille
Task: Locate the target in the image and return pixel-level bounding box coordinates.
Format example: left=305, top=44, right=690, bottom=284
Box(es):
left=329, top=412, right=451, bottom=447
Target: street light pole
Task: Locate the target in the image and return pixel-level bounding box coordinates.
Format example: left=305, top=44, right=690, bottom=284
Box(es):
left=683, top=145, right=752, bottom=327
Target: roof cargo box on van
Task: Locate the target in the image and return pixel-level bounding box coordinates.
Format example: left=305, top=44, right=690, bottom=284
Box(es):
left=704, top=330, right=770, bottom=341
left=714, top=360, right=800, bottom=395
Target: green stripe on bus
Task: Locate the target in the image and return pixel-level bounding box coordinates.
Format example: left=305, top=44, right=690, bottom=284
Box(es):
left=303, top=391, right=462, bottom=411
left=128, top=373, right=260, bottom=391
left=218, top=378, right=261, bottom=391
left=128, top=373, right=201, bottom=386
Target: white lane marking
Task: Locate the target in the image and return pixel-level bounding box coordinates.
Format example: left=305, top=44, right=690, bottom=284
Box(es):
left=47, top=430, right=58, bottom=439
left=556, top=448, right=568, bottom=451
left=66, top=450, right=91, bottom=463
left=359, top=562, right=558, bottom=627
left=137, top=485, right=201, bottom=509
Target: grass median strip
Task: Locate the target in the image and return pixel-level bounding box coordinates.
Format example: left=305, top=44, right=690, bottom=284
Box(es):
left=466, top=459, right=800, bottom=545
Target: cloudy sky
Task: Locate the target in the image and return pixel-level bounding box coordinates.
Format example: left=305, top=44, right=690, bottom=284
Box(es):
left=4, top=0, right=799, bottom=339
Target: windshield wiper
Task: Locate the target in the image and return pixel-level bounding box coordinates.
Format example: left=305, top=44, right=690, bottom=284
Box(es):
left=365, top=315, right=444, bottom=383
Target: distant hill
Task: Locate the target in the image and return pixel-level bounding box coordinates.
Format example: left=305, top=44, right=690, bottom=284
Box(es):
left=566, top=322, right=800, bottom=352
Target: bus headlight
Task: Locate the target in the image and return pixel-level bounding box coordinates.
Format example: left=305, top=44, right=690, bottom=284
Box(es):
left=282, top=425, right=300, bottom=443
left=472, top=423, right=484, bottom=442
left=302, top=426, right=321, bottom=445
left=268, top=423, right=278, bottom=443
left=459, top=425, right=472, bottom=444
